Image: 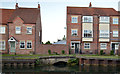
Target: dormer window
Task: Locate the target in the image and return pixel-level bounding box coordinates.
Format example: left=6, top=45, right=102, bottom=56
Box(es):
left=82, top=16, right=93, bottom=23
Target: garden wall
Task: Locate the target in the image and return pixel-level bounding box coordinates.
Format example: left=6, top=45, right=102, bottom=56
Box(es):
left=36, top=44, right=69, bottom=54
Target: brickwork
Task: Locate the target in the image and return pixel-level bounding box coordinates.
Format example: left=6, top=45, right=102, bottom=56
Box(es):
left=0, top=25, right=8, bottom=54
left=8, top=17, right=36, bottom=54
left=36, top=44, right=69, bottom=54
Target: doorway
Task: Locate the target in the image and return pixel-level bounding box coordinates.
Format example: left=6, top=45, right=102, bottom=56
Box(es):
left=71, top=41, right=80, bottom=54
left=111, top=43, right=119, bottom=54
left=10, top=41, right=16, bottom=52
left=75, top=43, right=79, bottom=54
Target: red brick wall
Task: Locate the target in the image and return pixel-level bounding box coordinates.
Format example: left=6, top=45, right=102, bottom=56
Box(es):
left=36, top=44, right=69, bottom=54
left=67, top=14, right=120, bottom=55
left=8, top=17, right=35, bottom=54
left=35, top=10, right=42, bottom=54
left=0, top=25, right=9, bottom=54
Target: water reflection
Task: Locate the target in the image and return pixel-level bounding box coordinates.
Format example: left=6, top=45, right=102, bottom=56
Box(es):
left=2, top=65, right=120, bottom=73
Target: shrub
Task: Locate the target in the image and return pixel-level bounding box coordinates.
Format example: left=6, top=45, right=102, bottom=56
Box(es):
left=110, top=50, right=114, bottom=55
left=62, top=50, right=65, bottom=54
left=53, top=52, right=59, bottom=55
left=100, top=50, right=104, bottom=55
left=69, top=49, right=71, bottom=54
left=48, top=49, right=51, bottom=54
left=45, top=41, right=52, bottom=44
left=68, top=58, right=79, bottom=66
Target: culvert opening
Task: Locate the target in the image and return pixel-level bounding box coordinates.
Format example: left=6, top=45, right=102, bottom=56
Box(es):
left=53, top=61, right=67, bottom=67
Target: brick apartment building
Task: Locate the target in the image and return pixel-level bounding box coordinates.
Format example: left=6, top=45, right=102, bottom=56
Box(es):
left=67, top=2, right=120, bottom=55
left=0, top=3, right=42, bottom=54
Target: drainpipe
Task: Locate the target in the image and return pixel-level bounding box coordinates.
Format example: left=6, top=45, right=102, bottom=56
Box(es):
left=80, top=15, right=82, bottom=54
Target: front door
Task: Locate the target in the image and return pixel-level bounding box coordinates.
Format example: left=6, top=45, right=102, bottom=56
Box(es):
left=75, top=43, right=79, bottom=54
left=10, top=41, right=16, bottom=52
left=112, top=43, right=115, bottom=54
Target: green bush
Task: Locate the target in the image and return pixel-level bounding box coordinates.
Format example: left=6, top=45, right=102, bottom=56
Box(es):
left=110, top=50, right=114, bottom=55
left=48, top=49, right=51, bottom=54
left=53, top=52, right=59, bottom=55
left=62, top=50, right=65, bottom=54
left=68, top=58, right=79, bottom=66
left=69, top=49, right=71, bottom=54
left=100, top=50, right=104, bottom=55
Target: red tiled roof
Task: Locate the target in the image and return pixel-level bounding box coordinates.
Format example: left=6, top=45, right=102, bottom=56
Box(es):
left=0, top=9, right=15, bottom=24
left=67, top=7, right=119, bottom=16
left=8, top=8, right=40, bottom=24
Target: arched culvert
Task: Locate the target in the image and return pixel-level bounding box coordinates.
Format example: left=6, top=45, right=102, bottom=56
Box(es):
left=53, top=61, right=67, bottom=67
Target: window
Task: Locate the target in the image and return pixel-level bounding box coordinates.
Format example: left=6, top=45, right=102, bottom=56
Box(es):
left=71, top=16, right=78, bottom=23
left=82, top=16, right=93, bottom=22
left=99, top=30, right=109, bottom=38
left=99, top=16, right=110, bottom=23
left=71, top=42, right=75, bottom=49
left=113, top=17, right=118, bottom=24
left=16, top=26, right=21, bottom=34
left=100, top=43, right=107, bottom=49
left=27, top=27, right=32, bottom=34
left=83, top=30, right=92, bottom=37
left=27, top=41, right=32, bottom=49
left=71, top=29, right=78, bottom=36
left=84, top=43, right=90, bottom=49
left=0, top=26, right=5, bottom=34
left=0, top=41, right=5, bottom=50
left=113, top=31, right=118, bottom=37
left=71, top=41, right=80, bottom=49
left=20, top=41, right=25, bottom=49
left=115, top=44, right=119, bottom=50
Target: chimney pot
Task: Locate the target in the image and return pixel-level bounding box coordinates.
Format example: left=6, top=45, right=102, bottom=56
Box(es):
left=89, top=2, right=92, bottom=7
left=38, top=4, right=40, bottom=8
left=15, top=3, right=19, bottom=9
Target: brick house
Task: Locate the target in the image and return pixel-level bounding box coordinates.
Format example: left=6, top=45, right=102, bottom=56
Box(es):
left=67, top=2, right=120, bottom=55
left=0, top=3, right=42, bottom=54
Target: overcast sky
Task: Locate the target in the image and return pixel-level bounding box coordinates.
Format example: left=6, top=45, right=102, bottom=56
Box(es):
left=0, top=0, right=120, bottom=43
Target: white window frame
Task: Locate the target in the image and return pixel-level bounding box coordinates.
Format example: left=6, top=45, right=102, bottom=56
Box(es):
left=113, top=17, right=118, bottom=24
left=71, top=16, right=78, bottom=23
left=27, top=41, right=32, bottom=49
left=0, top=40, right=5, bottom=50
left=0, top=26, right=5, bottom=34
left=82, top=16, right=93, bottom=23
left=99, top=16, right=110, bottom=23
left=71, top=41, right=80, bottom=49
left=99, top=30, right=109, bottom=38
left=20, top=41, right=25, bottom=49
left=27, top=27, right=32, bottom=34
left=113, top=30, right=118, bottom=37
left=84, top=43, right=90, bottom=49
left=71, top=29, right=78, bottom=36
left=100, top=43, right=107, bottom=49
left=83, top=30, right=93, bottom=38
left=15, top=26, right=21, bottom=34
left=115, top=44, right=119, bottom=50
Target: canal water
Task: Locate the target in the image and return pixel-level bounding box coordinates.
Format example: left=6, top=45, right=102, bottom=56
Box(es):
left=2, top=65, right=120, bottom=74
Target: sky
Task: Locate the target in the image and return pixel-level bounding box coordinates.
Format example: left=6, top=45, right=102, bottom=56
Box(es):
left=0, top=0, right=120, bottom=43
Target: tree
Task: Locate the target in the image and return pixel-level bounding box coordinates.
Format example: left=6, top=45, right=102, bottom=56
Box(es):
left=62, top=35, right=66, bottom=40
left=45, top=41, right=52, bottom=44
left=42, top=42, right=44, bottom=44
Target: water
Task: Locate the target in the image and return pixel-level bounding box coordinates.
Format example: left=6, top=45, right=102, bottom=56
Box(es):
left=2, top=65, right=120, bottom=74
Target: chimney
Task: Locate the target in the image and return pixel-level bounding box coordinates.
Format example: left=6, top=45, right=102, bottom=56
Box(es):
left=89, top=2, right=92, bottom=7
left=38, top=4, right=40, bottom=8
left=15, top=3, right=19, bottom=9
